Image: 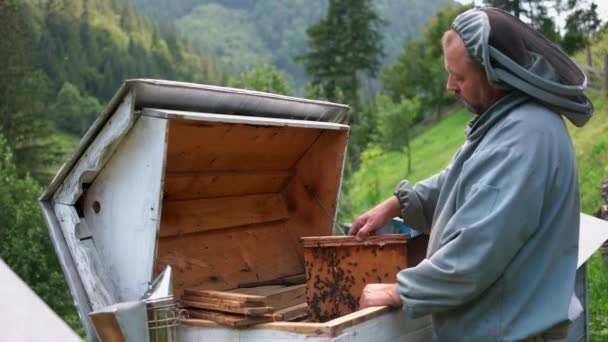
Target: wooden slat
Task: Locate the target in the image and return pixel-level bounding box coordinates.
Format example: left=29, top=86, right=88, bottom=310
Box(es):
left=163, top=170, right=292, bottom=201
left=262, top=285, right=306, bottom=310
left=181, top=295, right=263, bottom=308
left=252, top=306, right=392, bottom=337
left=182, top=289, right=266, bottom=306
left=300, top=235, right=408, bottom=247
left=322, top=306, right=393, bottom=336
left=156, top=221, right=303, bottom=295
left=183, top=285, right=305, bottom=311
left=166, top=120, right=322, bottom=172
left=272, top=303, right=308, bottom=322
left=182, top=300, right=273, bottom=315
left=159, top=193, right=289, bottom=237
left=227, top=285, right=285, bottom=295
left=187, top=309, right=273, bottom=327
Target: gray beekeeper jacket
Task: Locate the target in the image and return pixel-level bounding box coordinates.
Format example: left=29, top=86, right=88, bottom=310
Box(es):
left=394, top=92, right=582, bottom=341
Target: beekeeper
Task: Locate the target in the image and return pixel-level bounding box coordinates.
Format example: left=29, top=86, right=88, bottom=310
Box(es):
left=350, top=7, right=593, bottom=341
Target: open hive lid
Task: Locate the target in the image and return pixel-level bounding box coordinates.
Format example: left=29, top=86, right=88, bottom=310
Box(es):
left=41, top=79, right=348, bottom=201
left=39, top=79, right=350, bottom=340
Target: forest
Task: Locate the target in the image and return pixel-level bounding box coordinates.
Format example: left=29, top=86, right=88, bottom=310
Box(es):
left=1, top=0, right=607, bottom=339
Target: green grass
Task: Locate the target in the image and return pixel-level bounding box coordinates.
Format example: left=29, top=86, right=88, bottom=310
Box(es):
left=577, top=94, right=608, bottom=341
left=347, top=96, right=608, bottom=339
left=588, top=252, right=608, bottom=341
left=348, top=108, right=471, bottom=216
left=44, top=131, right=81, bottom=176
left=567, top=95, right=608, bottom=215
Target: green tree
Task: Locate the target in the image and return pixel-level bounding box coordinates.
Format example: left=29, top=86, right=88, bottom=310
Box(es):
left=120, top=0, right=141, bottom=33
left=52, top=82, right=103, bottom=136
left=228, top=64, right=291, bottom=95
left=296, top=0, right=385, bottom=114
left=0, top=0, right=63, bottom=181
left=165, top=25, right=184, bottom=63
left=375, top=94, right=418, bottom=175
left=562, top=0, right=602, bottom=64
left=297, top=0, right=385, bottom=171
left=382, top=5, right=467, bottom=122
left=484, top=0, right=560, bottom=43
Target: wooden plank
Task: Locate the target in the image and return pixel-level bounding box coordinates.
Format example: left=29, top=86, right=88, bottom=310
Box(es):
left=159, top=193, right=289, bottom=237
left=184, top=285, right=305, bottom=310
left=228, top=285, right=285, bottom=295
left=155, top=220, right=303, bottom=295
left=301, top=235, right=408, bottom=247
left=180, top=318, right=221, bottom=329
left=181, top=295, right=263, bottom=308
left=182, top=300, right=273, bottom=315
left=324, top=306, right=393, bottom=336
left=272, top=303, right=308, bottom=322
left=165, top=120, right=322, bottom=173
left=183, top=289, right=266, bottom=305
left=252, top=306, right=391, bottom=337
left=262, top=285, right=306, bottom=310
left=163, top=170, right=292, bottom=201
left=186, top=309, right=273, bottom=327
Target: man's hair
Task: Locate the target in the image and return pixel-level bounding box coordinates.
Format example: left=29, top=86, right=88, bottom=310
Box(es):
left=442, top=30, right=476, bottom=65
left=442, top=29, right=500, bottom=99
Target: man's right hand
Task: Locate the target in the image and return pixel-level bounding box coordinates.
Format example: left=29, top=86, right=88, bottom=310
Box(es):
left=349, top=196, right=401, bottom=241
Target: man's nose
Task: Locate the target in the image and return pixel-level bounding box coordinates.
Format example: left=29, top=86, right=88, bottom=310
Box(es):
left=446, top=76, right=458, bottom=93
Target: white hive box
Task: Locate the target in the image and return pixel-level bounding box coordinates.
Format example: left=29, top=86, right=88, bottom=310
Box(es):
left=39, top=79, right=434, bottom=341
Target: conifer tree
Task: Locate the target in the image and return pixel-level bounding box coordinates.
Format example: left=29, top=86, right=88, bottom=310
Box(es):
left=228, top=64, right=291, bottom=95
left=562, top=0, right=601, bottom=63
left=297, top=0, right=384, bottom=116
left=0, top=0, right=61, bottom=181
left=484, top=0, right=560, bottom=42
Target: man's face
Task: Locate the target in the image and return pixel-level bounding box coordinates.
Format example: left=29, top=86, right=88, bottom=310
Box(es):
left=443, top=33, right=494, bottom=115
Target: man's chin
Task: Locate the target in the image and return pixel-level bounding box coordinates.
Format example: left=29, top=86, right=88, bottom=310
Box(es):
left=458, top=98, right=481, bottom=115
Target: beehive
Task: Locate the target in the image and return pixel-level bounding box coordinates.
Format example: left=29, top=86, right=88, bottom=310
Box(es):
left=39, top=79, right=357, bottom=340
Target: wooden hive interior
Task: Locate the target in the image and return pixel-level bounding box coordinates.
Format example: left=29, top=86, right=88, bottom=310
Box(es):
left=154, top=118, right=348, bottom=298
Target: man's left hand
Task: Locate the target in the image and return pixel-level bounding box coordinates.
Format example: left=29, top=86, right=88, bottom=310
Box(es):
left=359, top=283, right=402, bottom=309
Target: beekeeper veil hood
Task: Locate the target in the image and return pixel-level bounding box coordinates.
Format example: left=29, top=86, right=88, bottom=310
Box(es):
left=451, top=7, right=593, bottom=127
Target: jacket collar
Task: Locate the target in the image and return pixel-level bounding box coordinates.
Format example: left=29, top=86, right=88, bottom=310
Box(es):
left=465, top=91, right=530, bottom=141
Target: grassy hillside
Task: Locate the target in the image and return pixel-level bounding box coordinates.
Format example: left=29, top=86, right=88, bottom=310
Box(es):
left=348, top=109, right=470, bottom=216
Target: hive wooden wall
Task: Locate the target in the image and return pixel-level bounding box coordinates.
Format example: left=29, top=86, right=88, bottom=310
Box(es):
left=154, top=119, right=348, bottom=296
